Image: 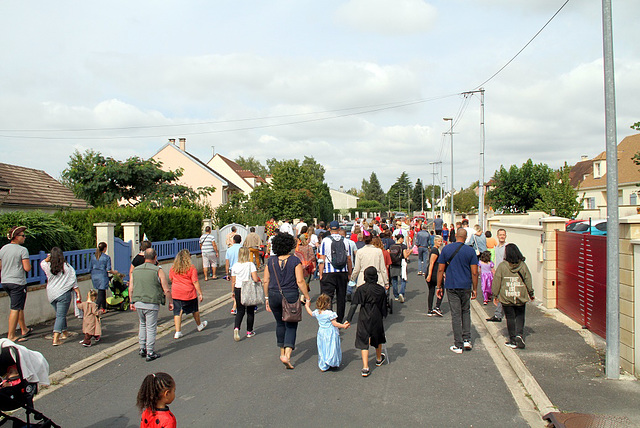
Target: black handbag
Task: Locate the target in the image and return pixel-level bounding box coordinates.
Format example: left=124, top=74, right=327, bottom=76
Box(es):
left=271, top=258, right=302, bottom=322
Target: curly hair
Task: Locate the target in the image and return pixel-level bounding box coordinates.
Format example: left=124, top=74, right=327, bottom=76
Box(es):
left=315, top=293, right=331, bottom=311
left=172, top=249, right=192, bottom=275
left=271, top=232, right=296, bottom=256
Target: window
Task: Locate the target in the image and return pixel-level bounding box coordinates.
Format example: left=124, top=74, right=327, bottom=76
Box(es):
left=631, top=193, right=637, bottom=205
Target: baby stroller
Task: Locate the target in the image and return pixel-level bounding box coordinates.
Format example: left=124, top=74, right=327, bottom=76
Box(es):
left=106, top=272, right=129, bottom=311
left=0, top=339, right=59, bottom=427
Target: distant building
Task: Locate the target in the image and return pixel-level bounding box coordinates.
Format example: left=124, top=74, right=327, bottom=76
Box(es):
left=207, top=153, right=266, bottom=195
left=151, top=138, right=241, bottom=209
left=0, top=162, right=90, bottom=213
left=330, top=186, right=359, bottom=210
left=570, top=133, right=640, bottom=214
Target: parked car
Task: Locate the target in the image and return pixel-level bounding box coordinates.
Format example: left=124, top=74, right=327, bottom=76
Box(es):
left=565, top=219, right=586, bottom=232
left=569, top=220, right=606, bottom=236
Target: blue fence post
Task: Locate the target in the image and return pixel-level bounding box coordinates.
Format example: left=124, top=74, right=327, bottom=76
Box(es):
left=173, top=238, right=178, bottom=258
left=38, top=251, right=46, bottom=284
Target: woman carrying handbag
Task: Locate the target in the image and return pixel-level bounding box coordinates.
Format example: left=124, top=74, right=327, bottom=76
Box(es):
left=263, top=233, right=311, bottom=370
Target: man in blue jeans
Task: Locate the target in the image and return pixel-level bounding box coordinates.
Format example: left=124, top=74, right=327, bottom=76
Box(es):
left=414, top=224, right=431, bottom=275
left=436, top=228, right=478, bottom=354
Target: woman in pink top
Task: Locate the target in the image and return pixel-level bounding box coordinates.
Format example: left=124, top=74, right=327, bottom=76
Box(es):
left=169, top=249, right=207, bottom=339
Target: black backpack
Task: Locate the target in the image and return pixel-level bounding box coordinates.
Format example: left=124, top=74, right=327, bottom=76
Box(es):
left=389, top=244, right=403, bottom=265
left=330, top=236, right=348, bottom=269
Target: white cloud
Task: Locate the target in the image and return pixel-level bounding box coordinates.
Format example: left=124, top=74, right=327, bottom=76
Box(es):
left=335, top=0, right=437, bottom=35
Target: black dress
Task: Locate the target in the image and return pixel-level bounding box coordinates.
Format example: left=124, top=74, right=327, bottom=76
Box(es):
left=348, top=282, right=387, bottom=350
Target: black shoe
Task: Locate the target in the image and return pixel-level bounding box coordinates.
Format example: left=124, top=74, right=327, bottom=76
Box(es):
left=139, top=348, right=147, bottom=358
left=376, top=353, right=386, bottom=366
left=146, top=351, right=161, bottom=362
left=515, top=336, right=526, bottom=349
left=486, top=316, right=502, bottom=322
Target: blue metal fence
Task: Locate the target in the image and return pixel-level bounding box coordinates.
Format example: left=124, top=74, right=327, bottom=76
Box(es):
left=23, top=237, right=201, bottom=285
left=153, top=238, right=201, bottom=261
left=27, top=248, right=95, bottom=285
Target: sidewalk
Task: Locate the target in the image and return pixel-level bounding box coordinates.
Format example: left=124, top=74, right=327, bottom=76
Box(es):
left=11, top=269, right=233, bottom=375
left=474, top=297, right=640, bottom=425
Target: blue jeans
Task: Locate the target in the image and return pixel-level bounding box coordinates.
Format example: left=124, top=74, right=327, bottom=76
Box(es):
left=391, top=276, right=406, bottom=298
left=268, top=290, right=300, bottom=349
left=418, top=247, right=430, bottom=272
left=51, top=290, right=73, bottom=333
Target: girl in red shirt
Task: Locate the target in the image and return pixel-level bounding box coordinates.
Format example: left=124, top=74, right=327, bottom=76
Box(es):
left=137, top=372, right=177, bottom=428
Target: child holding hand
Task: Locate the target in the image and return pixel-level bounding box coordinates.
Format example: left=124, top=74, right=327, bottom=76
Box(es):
left=305, top=294, right=350, bottom=372
left=137, top=372, right=177, bottom=428
left=478, top=251, right=495, bottom=305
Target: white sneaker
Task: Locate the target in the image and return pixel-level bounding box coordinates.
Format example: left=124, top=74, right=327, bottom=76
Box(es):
left=174, top=331, right=183, bottom=339
left=450, top=345, right=463, bottom=354
left=398, top=294, right=405, bottom=303
left=463, top=341, right=472, bottom=350
left=233, top=328, right=240, bottom=342
left=197, top=321, right=208, bottom=332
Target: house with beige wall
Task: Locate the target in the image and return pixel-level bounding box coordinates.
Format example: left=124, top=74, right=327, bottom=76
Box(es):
left=571, top=133, right=640, bottom=218
left=151, top=138, right=240, bottom=209
left=207, top=153, right=266, bottom=195
left=330, top=187, right=359, bottom=210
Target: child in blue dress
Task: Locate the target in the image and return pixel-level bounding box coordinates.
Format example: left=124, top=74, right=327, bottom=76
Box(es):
left=305, top=294, right=350, bottom=371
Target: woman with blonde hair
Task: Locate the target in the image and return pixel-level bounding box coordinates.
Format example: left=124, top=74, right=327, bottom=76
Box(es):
left=231, top=246, right=260, bottom=341
left=169, top=249, right=207, bottom=339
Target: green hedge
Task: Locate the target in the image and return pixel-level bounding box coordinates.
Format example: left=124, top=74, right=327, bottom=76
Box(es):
left=54, top=206, right=204, bottom=249
left=0, top=211, right=83, bottom=254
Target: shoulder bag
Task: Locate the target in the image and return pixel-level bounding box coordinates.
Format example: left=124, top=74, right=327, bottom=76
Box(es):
left=241, top=279, right=265, bottom=306
left=270, top=257, right=302, bottom=322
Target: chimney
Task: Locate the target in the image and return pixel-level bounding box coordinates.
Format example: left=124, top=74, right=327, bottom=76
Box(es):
left=168, top=138, right=176, bottom=145
left=581, top=155, right=588, bottom=161
left=179, top=138, right=186, bottom=151
left=339, top=185, right=344, bottom=193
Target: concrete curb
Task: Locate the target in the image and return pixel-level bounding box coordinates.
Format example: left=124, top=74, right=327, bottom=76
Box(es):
left=47, top=294, right=232, bottom=386
left=471, top=299, right=557, bottom=417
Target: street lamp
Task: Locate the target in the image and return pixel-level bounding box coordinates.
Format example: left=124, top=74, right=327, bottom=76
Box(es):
left=444, top=118, right=454, bottom=224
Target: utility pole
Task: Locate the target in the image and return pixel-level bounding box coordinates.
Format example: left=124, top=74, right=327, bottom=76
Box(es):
left=429, top=161, right=441, bottom=221
left=602, top=0, right=619, bottom=380
left=461, top=89, right=486, bottom=229
left=444, top=118, right=454, bottom=225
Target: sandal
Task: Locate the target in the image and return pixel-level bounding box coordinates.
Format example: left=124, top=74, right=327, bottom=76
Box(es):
left=361, top=368, right=370, bottom=377
left=20, top=327, right=34, bottom=339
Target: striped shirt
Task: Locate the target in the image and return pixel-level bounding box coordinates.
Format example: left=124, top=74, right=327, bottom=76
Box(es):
left=319, top=234, right=352, bottom=273
left=199, top=233, right=216, bottom=254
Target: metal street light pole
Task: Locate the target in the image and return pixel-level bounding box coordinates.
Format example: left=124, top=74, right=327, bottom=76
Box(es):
left=444, top=118, right=454, bottom=225
left=602, top=0, right=619, bottom=380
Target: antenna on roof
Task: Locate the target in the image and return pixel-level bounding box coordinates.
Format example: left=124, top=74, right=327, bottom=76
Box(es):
left=211, top=146, right=215, bottom=157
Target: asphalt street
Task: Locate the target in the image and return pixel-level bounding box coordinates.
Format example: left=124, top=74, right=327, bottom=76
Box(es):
left=28, top=263, right=530, bottom=427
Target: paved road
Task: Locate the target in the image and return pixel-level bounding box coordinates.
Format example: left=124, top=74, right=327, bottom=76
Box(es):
left=30, top=264, right=530, bottom=427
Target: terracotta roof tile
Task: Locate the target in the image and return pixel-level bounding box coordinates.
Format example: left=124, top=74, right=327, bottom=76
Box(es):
left=579, top=133, right=640, bottom=189
left=0, top=163, right=90, bottom=210
left=568, top=159, right=593, bottom=188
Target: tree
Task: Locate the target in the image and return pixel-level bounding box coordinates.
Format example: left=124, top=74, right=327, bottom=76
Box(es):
left=424, top=184, right=442, bottom=211
left=234, top=156, right=269, bottom=178
left=386, top=172, right=411, bottom=212
left=363, top=172, right=385, bottom=203
left=486, top=159, right=553, bottom=213
left=534, top=163, right=583, bottom=218
left=61, top=149, right=213, bottom=208
left=631, top=121, right=640, bottom=131
left=250, top=156, right=334, bottom=222
left=412, top=179, right=424, bottom=211
left=454, top=183, right=479, bottom=213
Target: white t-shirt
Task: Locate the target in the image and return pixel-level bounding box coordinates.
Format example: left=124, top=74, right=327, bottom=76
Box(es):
left=295, top=222, right=307, bottom=236
left=309, top=233, right=319, bottom=248
left=231, top=261, right=257, bottom=288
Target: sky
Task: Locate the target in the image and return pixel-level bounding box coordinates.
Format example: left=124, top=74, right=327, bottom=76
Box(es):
left=1, top=0, right=638, bottom=196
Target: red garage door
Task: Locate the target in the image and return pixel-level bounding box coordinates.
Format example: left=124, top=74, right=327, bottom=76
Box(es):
left=556, top=231, right=607, bottom=338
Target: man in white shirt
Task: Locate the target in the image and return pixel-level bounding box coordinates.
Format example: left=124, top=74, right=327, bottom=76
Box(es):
left=462, top=219, right=475, bottom=246
left=318, top=221, right=353, bottom=322
left=295, top=219, right=307, bottom=236
left=280, top=219, right=294, bottom=236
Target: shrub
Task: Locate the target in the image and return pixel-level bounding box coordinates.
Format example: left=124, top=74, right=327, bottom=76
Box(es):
left=0, top=211, right=83, bottom=254
left=54, top=206, right=204, bottom=248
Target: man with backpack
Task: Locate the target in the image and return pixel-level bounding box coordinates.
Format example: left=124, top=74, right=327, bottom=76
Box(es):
left=318, top=221, right=353, bottom=322
left=436, top=228, right=478, bottom=354
left=389, top=233, right=412, bottom=303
